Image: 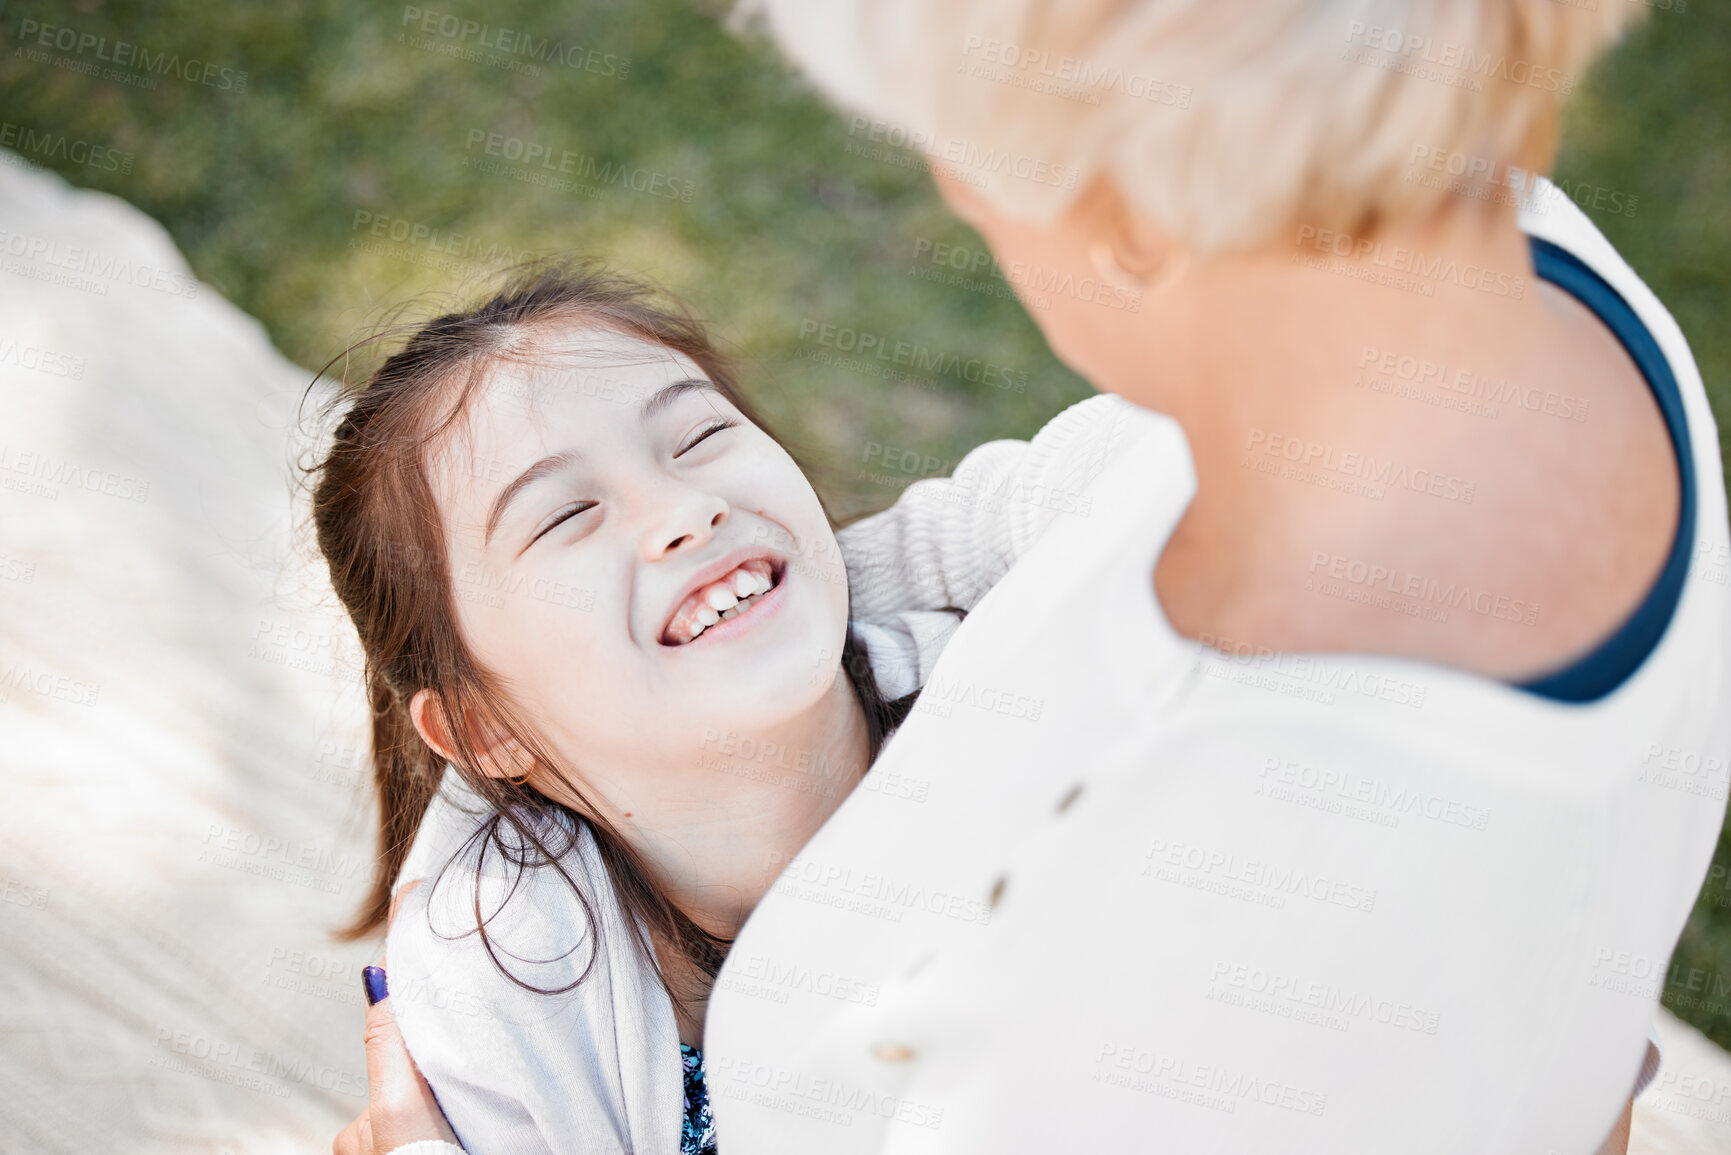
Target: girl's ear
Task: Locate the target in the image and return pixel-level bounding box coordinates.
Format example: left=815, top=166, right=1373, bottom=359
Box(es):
left=472, top=733, right=534, bottom=781
left=407, top=688, right=458, bottom=764
left=407, top=688, right=533, bottom=780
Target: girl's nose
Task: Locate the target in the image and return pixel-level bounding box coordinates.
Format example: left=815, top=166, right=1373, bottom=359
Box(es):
left=640, top=489, right=729, bottom=561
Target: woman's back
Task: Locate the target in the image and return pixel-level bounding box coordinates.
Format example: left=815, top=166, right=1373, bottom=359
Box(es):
left=1152, top=190, right=1683, bottom=687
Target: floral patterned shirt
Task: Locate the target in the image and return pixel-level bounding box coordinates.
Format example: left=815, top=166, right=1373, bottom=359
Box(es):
left=680, top=1044, right=718, bottom=1155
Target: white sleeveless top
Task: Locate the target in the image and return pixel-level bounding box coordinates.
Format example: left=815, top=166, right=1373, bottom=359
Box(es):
left=703, top=187, right=1730, bottom=1154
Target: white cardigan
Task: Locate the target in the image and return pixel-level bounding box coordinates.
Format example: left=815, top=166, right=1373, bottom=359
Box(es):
left=703, top=187, right=1728, bottom=1153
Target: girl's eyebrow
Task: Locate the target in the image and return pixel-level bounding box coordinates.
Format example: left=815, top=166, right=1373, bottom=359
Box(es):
left=640, top=377, right=716, bottom=418
left=484, top=450, right=580, bottom=547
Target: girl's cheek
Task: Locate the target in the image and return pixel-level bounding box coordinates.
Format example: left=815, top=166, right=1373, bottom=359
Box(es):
left=757, top=459, right=833, bottom=523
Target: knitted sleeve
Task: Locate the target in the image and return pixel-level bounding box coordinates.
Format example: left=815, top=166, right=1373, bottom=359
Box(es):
left=837, top=393, right=1144, bottom=622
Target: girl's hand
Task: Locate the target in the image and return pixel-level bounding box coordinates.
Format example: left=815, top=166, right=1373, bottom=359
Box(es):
left=332, top=882, right=462, bottom=1155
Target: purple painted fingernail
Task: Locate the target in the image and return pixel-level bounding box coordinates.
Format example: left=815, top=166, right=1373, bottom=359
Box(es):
left=363, top=965, right=389, bottom=1006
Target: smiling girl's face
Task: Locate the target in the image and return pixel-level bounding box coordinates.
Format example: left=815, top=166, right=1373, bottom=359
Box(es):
left=420, top=324, right=851, bottom=812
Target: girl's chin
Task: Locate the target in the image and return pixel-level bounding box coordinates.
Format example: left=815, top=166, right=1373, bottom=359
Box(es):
left=688, top=662, right=840, bottom=728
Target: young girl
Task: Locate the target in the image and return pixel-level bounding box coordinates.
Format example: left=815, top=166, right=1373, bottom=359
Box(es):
left=313, top=261, right=1130, bottom=1155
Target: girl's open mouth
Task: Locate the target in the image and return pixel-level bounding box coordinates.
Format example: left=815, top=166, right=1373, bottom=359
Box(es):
left=660, top=557, right=785, bottom=646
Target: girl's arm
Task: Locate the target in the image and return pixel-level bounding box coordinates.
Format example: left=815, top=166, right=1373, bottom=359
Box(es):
left=837, top=393, right=1142, bottom=620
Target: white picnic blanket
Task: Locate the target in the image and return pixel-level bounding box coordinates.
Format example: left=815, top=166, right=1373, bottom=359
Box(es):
left=0, top=153, right=375, bottom=1153
left=0, top=153, right=1725, bottom=1154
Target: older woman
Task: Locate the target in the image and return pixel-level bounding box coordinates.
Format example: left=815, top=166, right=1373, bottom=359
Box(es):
left=694, top=2, right=1724, bottom=1153
left=341, top=2, right=1725, bottom=1153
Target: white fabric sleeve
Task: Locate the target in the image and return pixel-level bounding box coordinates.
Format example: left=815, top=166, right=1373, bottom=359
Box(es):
left=837, top=393, right=1143, bottom=621
left=387, top=1142, right=469, bottom=1155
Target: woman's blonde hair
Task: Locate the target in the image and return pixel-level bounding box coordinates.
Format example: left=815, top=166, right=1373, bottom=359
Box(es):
left=739, top=0, right=1640, bottom=252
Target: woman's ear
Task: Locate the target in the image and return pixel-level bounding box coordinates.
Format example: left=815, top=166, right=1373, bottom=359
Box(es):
left=407, top=689, right=532, bottom=780
left=1075, top=175, right=1186, bottom=289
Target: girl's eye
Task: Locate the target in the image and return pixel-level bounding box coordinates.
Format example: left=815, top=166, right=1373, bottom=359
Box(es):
left=675, top=418, right=737, bottom=458
left=530, top=501, right=596, bottom=545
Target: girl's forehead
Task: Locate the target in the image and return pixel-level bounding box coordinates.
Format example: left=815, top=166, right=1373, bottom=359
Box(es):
left=483, top=325, right=704, bottom=412
left=425, top=327, right=711, bottom=504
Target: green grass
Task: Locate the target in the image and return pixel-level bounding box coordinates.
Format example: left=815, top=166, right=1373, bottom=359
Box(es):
left=6, top=0, right=1731, bottom=1047
left=0, top=0, right=1085, bottom=517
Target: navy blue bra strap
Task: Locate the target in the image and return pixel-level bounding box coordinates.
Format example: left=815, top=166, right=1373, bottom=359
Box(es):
left=1513, top=237, right=1695, bottom=703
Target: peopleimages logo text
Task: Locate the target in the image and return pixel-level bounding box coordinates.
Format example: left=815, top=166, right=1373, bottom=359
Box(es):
left=1294, top=225, right=1525, bottom=298
left=16, top=20, right=248, bottom=90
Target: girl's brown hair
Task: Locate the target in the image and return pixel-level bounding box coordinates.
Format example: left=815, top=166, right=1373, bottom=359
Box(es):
left=308, top=258, right=914, bottom=1012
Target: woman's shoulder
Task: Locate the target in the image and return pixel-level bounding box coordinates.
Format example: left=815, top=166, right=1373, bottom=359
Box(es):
left=1521, top=175, right=1709, bottom=411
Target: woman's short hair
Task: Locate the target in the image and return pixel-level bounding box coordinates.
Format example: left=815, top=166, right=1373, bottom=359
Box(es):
left=738, top=0, right=1639, bottom=252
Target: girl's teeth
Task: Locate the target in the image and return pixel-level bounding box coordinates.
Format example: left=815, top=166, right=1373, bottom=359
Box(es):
left=679, top=589, right=765, bottom=642
left=672, top=566, right=778, bottom=645
left=721, top=590, right=764, bottom=622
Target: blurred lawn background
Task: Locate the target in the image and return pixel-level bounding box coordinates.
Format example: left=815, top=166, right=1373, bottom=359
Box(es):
left=4, top=0, right=1730, bottom=1049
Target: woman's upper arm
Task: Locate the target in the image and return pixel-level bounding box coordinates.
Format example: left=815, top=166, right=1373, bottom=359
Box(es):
left=839, top=393, right=1138, bottom=620
left=839, top=436, right=1031, bottom=619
